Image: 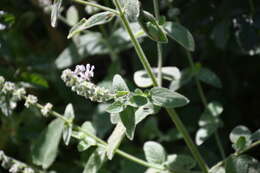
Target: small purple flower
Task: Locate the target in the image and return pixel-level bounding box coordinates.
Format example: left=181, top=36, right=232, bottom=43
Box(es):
left=73, top=64, right=95, bottom=81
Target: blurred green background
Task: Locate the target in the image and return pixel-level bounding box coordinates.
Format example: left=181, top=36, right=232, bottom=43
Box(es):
left=0, top=0, right=260, bottom=172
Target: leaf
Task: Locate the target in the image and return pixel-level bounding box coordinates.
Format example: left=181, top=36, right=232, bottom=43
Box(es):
left=229, top=125, right=252, bottom=149
left=135, top=101, right=159, bottom=125
left=20, top=72, right=49, bottom=88
left=196, top=101, right=223, bottom=145
left=251, top=129, right=260, bottom=141
left=233, top=136, right=247, bottom=151
left=124, top=0, right=140, bottom=21
left=55, top=32, right=109, bottom=69
left=51, top=0, right=62, bottom=27
left=225, top=155, right=260, bottom=173
left=32, top=118, right=64, bottom=169
left=138, top=10, right=168, bottom=43
left=143, top=141, right=166, bottom=164
left=106, top=122, right=126, bottom=160
left=81, top=121, right=97, bottom=145
left=112, top=74, right=129, bottom=92
left=150, top=87, right=189, bottom=108
left=106, top=101, right=125, bottom=114
left=66, top=5, right=79, bottom=26
left=68, top=12, right=115, bottom=38
left=134, top=67, right=181, bottom=88
left=83, top=147, right=107, bottom=173
left=77, top=141, right=92, bottom=152
left=120, top=106, right=136, bottom=140
left=197, top=68, right=222, bottom=88
left=63, top=103, right=75, bottom=145
left=165, top=154, right=196, bottom=170
left=164, top=22, right=195, bottom=51
left=128, top=95, right=147, bottom=107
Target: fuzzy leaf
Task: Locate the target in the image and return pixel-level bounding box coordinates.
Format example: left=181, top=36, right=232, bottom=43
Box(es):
left=150, top=87, right=189, bottom=108
left=135, top=101, right=159, bottom=125
left=124, top=0, right=140, bottom=21
left=164, top=22, right=195, bottom=51
left=83, top=147, right=107, bottom=173
left=32, top=118, right=64, bottom=169
left=229, top=125, right=252, bottom=150
left=51, top=0, right=62, bottom=27
left=63, top=103, right=75, bottom=145
left=68, top=12, right=115, bottom=38
left=197, top=68, right=222, bottom=88
left=112, top=74, right=129, bottom=92
left=165, top=154, right=196, bottom=170
left=120, top=106, right=136, bottom=140
left=143, top=141, right=166, bottom=164
left=66, top=6, right=79, bottom=26
left=106, top=122, right=126, bottom=159
left=106, top=101, right=125, bottom=114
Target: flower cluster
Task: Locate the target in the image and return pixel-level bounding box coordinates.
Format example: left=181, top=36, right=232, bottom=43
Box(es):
left=61, top=64, right=114, bottom=102
left=41, top=102, right=53, bottom=117
left=0, top=76, right=27, bottom=116
left=0, top=150, right=34, bottom=173
left=24, top=95, right=38, bottom=108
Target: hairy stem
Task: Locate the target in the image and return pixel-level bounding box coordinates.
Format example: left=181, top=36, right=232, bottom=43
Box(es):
left=113, top=0, right=208, bottom=172
left=73, top=0, right=119, bottom=15
left=152, top=0, right=163, bottom=87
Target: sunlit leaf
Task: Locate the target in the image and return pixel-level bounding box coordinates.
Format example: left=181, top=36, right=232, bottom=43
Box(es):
left=143, top=141, right=166, bottom=164
left=51, top=0, right=62, bottom=27
left=32, top=118, right=64, bottom=169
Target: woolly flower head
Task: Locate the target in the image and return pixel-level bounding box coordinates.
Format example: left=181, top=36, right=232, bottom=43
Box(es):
left=24, top=95, right=38, bottom=108
left=41, top=103, right=53, bottom=117
left=61, top=64, right=114, bottom=102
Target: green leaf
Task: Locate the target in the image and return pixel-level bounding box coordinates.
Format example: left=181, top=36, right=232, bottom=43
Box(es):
left=251, top=129, right=260, bottom=141
left=165, top=154, right=196, bottom=170
left=143, top=141, right=166, bottom=164
left=164, top=22, right=195, bottom=51
left=197, top=68, right=222, bottom=88
left=123, top=0, right=140, bottom=21
left=112, top=74, right=129, bottom=92
left=150, top=87, right=189, bottom=108
left=32, top=118, right=64, bottom=169
left=225, top=155, right=260, bottom=173
left=106, top=122, right=126, bottom=160
left=128, top=95, right=147, bottom=107
left=20, top=72, right=49, bottom=88
left=138, top=10, right=168, bottom=43
left=83, top=147, right=107, bottom=173
left=68, top=12, right=115, bottom=38
left=106, top=101, right=125, bottom=114
left=229, top=125, right=252, bottom=149
left=134, top=67, right=181, bottom=88
left=51, top=0, right=62, bottom=27
left=196, top=101, right=223, bottom=145
left=66, top=5, right=79, bottom=26
left=120, top=106, right=136, bottom=140
left=135, top=101, right=159, bottom=125
left=233, top=136, right=247, bottom=151
left=62, top=104, right=75, bottom=146
left=55, top=32, right=109, bottom=69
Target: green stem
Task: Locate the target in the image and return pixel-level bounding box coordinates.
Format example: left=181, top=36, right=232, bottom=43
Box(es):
left=185, top=51, right=226, bottom=160
left=113, top=1, right=208, bottom=172
left=73, top=0, right=119, bottom=15
left=152, top=0, right=163, bottom=87
left=23, top=96, right=163, bottom=171
left=113, top=0, right=159, bottom=86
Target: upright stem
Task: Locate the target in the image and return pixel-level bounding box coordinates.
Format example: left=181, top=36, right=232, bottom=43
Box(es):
left=153, top=0, right=163, bottom=87
left=186, top=51, right=226, bottom=160
left=113, top=1, right=208, bottom=172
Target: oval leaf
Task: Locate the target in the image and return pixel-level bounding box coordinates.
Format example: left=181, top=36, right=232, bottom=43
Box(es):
left=164, top=22, right=195, bottom=51
left=112, top=74, right=129, bottom=92
left=197, top=68, right=222, bottom=88
left=150, top=87, right=189, bottom=108
left=63, top=103, right=75, bottom=145
left=143, top=141, right=166, bottom=164
left=32, top=118, right=64, bottom=169
left=120, top=106, right=136, bottom=140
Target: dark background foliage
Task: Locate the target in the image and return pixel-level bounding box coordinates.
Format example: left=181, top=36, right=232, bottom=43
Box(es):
left=0, top=0, right=260, bottom=172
